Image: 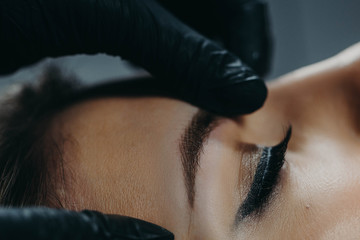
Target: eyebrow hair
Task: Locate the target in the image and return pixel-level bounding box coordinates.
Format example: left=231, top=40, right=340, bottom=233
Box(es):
left=179, top=110, right=219, bottom=208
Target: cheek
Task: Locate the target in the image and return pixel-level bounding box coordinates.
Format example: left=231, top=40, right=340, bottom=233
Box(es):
left=320, top=215, right=360, bottom=239
left=247, top=142, right=360, bottom=239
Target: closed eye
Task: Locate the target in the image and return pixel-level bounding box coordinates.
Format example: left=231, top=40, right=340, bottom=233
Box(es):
left=235, top=127, right=292, bottom=223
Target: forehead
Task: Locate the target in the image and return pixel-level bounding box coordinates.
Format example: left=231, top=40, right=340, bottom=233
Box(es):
left=52, top=97, right=197, bottom=228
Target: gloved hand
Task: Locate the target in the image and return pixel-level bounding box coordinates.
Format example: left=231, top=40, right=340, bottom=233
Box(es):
left=0, top=1, right=271, bottom=238
left=0, top=0, right=271, bottom=116
left=0, top=207, right=174, bottom=240
left=157, top=0, right=272, bottom=76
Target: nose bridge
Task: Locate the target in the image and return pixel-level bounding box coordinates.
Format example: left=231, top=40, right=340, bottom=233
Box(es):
left=237, top=78, right=324, bottom=147
left=272, top=75, right=360, bottom=138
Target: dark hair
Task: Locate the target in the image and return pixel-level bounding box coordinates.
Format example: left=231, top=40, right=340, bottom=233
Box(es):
left=0, top=65, right=79, bottom=207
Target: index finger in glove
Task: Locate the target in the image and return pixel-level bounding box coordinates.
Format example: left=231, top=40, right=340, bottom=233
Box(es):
left=129, top=0, right=268, bottom=116
left=222, top=0, right=272, bottom=76
left=155, top=0, right=272, bottom=76
left=0, top=0, right=267, bottom=115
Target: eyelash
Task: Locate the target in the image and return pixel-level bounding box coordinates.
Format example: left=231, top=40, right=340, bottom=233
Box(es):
left=239, top=127, right=292, bottom=219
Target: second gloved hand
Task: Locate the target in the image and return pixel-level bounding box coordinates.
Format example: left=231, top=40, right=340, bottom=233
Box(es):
left=0, top=207, right=174, bottom=240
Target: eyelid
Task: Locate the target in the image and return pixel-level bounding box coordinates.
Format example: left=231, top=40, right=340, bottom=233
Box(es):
left=235, top=127, right=292, bottom=223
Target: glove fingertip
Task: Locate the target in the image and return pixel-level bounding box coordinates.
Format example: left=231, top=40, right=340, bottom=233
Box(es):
left=105, top=214, right=175, bottom=240
left=215, top=79, right=268, bottom=116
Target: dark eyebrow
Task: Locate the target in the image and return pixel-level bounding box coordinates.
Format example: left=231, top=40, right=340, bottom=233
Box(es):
left=179, top=110, right=219, bottom=208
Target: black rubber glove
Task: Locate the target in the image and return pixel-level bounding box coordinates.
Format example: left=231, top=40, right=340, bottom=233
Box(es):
left=0, top=0, right=269, bottom=116
left=0, top=207, right=174, bottom=240
left=157, top=0, right=272, bottom=76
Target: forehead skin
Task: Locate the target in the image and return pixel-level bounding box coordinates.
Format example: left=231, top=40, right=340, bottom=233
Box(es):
left=51, top=97, right=198, bottom=239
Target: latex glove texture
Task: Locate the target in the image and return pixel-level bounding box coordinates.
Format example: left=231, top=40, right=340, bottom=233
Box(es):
left=0, top=0, right=270, bottom=115
left=0, top=207, right=174, bottom=240
left=157, top=0, right=272, bottom=76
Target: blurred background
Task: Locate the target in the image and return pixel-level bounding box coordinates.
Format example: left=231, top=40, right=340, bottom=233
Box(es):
left=267, top=0, right=360, bottom=79
left=1, top=0, right=359, bottom=90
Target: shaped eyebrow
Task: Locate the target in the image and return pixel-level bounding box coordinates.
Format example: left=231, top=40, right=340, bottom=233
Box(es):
left=179, top=110, right=219, bottom=208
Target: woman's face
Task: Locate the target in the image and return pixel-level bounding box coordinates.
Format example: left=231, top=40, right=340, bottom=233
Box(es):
left=55, top=43, right=360, bottom=239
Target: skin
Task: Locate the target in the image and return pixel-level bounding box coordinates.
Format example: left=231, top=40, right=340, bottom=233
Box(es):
left=51, top=42, right=360, bottom=239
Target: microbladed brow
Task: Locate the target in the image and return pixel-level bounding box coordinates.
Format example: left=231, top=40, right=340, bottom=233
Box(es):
left=179, top=110, right=219, bottom=208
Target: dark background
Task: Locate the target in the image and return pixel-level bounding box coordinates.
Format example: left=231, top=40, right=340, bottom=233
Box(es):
left=1, top=0, right=359, bottom=90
